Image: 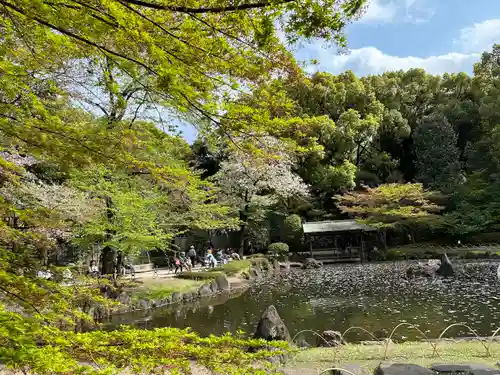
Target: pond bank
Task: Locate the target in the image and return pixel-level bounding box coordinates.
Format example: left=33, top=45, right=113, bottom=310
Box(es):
left=98, top=257, right=280, bottom=318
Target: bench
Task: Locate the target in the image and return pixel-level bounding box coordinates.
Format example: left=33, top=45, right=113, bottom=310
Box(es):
left=132, top=263, right=154, bottom=273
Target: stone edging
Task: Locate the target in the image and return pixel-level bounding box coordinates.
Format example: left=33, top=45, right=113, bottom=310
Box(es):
left=95, top=258, right=282, bottom=318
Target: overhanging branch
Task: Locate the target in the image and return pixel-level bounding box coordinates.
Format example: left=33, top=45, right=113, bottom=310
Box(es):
left=120, top=0, right=295, bottom=13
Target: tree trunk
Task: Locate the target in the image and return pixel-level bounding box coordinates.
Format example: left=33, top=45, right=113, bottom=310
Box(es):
left=101, top=246, right=116, bottom=275
left=238, top=201, right=249, bottom=257
left=378, top=231, right=388, bottom=250
left=116, top=252, right=123, bottom=276
left=101, top=194, right=116, bottom=275
left=238, top=224, right=247, bottom=257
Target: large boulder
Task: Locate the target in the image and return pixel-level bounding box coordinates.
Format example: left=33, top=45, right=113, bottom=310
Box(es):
left=317, top=330, right=342, bottom=347
left=375, top=363, right=434, bottom=375
left=407, top=254, right=456, bottom=279
left=171, top=292, right=182, bottom=303
left=209, top=281, right=219, bottom=293
left=215, top=275, right=230, bottom=292
left=302, top=258, right=323, bottom=269
left=272, top=259, right=281, bottom=272
left=436, top=253, right=455, bottom=277
left=253, top=305, right=291, bottom=342
left=198, top=284, right=212, bottom=298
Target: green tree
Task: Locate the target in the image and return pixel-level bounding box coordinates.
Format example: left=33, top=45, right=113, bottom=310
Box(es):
left=413, top=113, right=461, bottom=191
left=335, top=183, right=443, bottom=245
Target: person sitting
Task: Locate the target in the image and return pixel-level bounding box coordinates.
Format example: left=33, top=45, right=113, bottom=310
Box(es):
left=122, top=257, right=135, bottom=277
left=37, top=268, right=53, bottom=280
left=205, top=250, right=217, bottom=268
left=88, top=260, right=100, bottom=277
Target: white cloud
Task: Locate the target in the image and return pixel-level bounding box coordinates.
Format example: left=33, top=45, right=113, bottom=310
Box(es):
left=298, top=46, right=479, bottom=76
left=361, top=0, right=398, bottom=23
left=454, top=18, right=500, bottom=53
left=359, top=0, right=435, bottom=24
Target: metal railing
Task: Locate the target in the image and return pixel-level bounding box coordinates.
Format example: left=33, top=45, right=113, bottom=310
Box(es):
left=291, top=322, right=500, bottom=374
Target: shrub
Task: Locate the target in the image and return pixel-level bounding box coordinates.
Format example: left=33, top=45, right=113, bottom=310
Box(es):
left=268, top=242, right=289, bottom=260
left=176, top=271, right=223, bottom=281
left=385, top=249, right=405, bottom=261
left=282, top=214, right=303, bottom=251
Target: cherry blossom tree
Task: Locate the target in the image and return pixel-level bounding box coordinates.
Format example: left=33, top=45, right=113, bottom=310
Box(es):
left=213, top=137, right=309, bottom=254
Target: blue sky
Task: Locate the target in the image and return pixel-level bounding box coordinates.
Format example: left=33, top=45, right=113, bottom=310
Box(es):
left=295, top=0, right=500, bottom=76
left=179, top=0, right=500, bottom=142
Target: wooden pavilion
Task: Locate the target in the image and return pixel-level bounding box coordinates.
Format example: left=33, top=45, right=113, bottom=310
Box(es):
left=302, top=220, right=376, bottom=262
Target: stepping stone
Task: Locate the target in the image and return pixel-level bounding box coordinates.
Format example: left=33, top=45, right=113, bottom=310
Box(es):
left=375, top=363, right=434, bottom=375
left=431, top=363, right=500, bottom=374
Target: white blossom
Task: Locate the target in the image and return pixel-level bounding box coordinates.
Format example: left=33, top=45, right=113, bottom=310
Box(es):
left=213, top=136, right=309, bottom=209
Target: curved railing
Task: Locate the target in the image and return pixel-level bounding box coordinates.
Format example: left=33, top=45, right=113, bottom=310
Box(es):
left=291, top=322, right=500, bottom=374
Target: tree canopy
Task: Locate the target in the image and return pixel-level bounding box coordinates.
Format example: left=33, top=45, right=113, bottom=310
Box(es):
left=4, top=0, right=500, bottom=372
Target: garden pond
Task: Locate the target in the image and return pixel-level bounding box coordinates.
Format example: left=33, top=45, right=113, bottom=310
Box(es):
left=109, top=260, right=500, bottom=343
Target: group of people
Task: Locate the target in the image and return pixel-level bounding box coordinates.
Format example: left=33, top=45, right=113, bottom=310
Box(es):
left=171, top=246, right=241, bottom=273
left=85, top=245, right=242, bottom=277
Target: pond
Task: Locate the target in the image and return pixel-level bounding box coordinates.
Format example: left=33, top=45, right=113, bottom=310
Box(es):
left=109, top=261, right=500, bottom=343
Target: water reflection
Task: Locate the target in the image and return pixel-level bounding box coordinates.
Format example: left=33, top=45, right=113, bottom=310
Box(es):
left=109, top=261, right=500, bottom=342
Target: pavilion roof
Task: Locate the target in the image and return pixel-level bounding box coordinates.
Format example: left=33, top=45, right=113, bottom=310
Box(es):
left=302, top=220, right=376, bottom=234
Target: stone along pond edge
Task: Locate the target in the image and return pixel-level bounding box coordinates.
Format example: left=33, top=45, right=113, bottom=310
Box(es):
left=94, top=257, right=282, bottom=318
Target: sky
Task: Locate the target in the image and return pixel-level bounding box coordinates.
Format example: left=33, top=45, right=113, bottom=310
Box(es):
left=295, top=0, right=500, bottom=76
left=179, top=0, right=500, bottom=142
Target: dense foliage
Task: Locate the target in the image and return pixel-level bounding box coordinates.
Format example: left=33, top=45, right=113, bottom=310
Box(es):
left=2, top=0, right=500, bottom=372
left=0, top=0, right=366, bottom=373
left=211, top=45, right=500, bottom=246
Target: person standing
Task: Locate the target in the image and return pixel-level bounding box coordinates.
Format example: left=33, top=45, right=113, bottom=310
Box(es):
left=187, top=245, right=197, bottom=268
left=174, top=255, right=183, bottom=274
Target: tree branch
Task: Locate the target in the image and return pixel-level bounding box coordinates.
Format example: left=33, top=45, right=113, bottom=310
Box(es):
left=120, top=0, right=295, bottom=14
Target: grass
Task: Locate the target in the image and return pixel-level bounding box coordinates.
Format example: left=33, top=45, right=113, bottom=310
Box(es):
left=288, top=341, right=500, bottom=372
left=208, top=260, right=252, bottom=276
left=205, top=258, right=271, bottom=276
left=131, top=279, right=203, bottom=301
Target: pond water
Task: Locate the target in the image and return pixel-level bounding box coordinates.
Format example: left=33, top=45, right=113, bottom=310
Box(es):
left=109, top=261, right=500, bottom=343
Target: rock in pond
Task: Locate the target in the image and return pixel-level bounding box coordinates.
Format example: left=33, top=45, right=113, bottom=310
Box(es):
left=375, top=363, right=434, bottom=375
left=273, top=259, right=280, bottom=272
left=135, top=299, right=150, bottom=311
left=407, top=254, right=456, bottom=279
left=253, top=305, right=291, bottom=342
left=171, top=292, right=182, bottom=303
left=406, top=263, right=437, bottom=279
left=317, top=330, right=342, bottom=347
left=198, top=284, right=212, bottom=298
left=250, top=267, right=260, bottom=278
left=302, top=258, right=323, bottom=269
left=209, top=281, right=219, bottom=293
left=183, top=292, right=194, bottom=301
left=215, top=274, right=230, bottom=292
left=436, top=253, right=455, bottom=277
